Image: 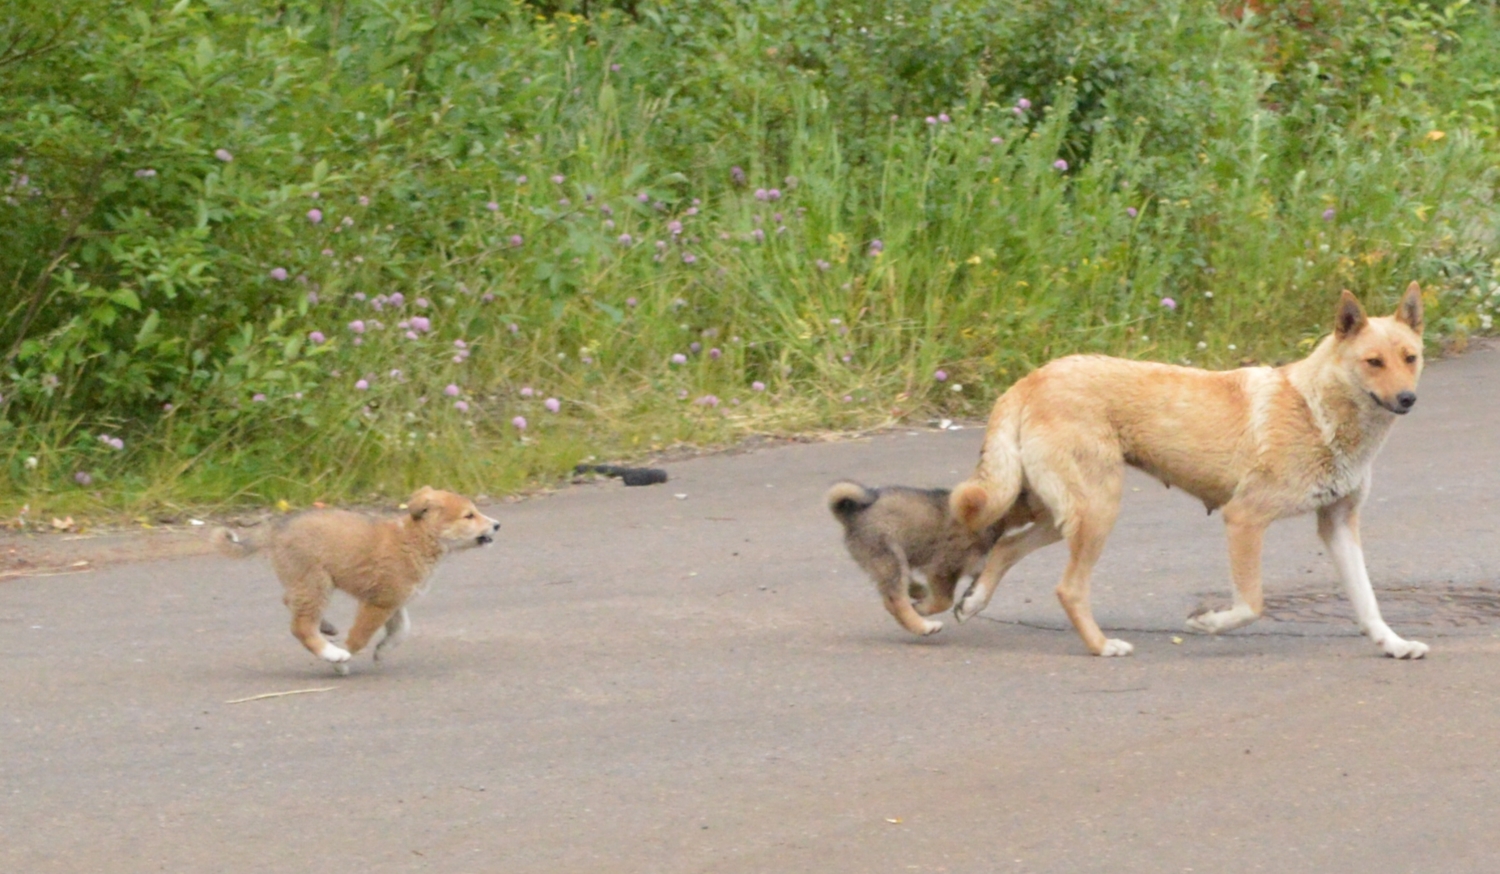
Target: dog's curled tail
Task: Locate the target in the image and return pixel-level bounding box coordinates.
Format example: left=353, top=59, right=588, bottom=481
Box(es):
left=210, top=526, right=261, bottom=558
left=826, top=481, right=878, bottom=524
left=951, top=396, right=1025, bottom=532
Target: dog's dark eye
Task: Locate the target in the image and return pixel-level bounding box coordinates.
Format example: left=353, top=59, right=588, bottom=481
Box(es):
left=464, top=512, right=475, bottom=519
left=1366, top=357, right=1385, bottom=368
left=1404, top=354, right=1417, bottom=364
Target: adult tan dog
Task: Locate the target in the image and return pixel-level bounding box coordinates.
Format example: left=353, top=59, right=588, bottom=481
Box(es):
left=214, top=487, right=499, bottom=674
left=950, top=284, right=1429, bottom=659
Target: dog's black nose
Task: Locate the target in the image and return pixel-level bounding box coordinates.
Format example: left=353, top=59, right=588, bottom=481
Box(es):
left=1396, top=391, right=1417, bottom=410
left=491, top=521, right=501, bottom=531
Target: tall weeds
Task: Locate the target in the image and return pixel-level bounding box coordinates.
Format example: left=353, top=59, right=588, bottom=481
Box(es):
left=2, top=0, right=1497, bottom=516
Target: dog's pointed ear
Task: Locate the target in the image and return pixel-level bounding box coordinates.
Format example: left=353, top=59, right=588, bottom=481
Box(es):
left=1334, top=290, right=1368, bottom=340
left=408, top=485, right=436, bottom=520
left=1395, top=280, right=1424, bottom=334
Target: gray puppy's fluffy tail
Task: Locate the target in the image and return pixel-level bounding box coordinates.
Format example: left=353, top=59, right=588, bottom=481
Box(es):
left=210, top=526, right=261, bottom=558
left=825, top=481, right=878, bottom=524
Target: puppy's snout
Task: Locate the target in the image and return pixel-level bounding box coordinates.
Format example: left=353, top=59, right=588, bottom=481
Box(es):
left=490, top=520, right=501, bottom=532
left=1396, top=390, right=1417, bottom=411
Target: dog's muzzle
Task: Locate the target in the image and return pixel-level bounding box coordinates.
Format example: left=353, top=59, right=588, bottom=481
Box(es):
left=1370, top=391, right=1417, bottom=415
left=476, top=521, right=500, bottom=546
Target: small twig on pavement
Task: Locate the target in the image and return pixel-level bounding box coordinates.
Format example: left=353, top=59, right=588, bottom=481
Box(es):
left=225, top=687, right=336, bottom=705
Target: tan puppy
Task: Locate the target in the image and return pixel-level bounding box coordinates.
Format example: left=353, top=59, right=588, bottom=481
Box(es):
left=827, top=482, right=1017, bottom=635
left=213, top=487, right=500, bottom=673
left=951, top=285, right=1428, bottom=658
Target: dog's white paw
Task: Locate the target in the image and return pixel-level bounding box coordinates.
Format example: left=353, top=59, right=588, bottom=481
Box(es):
left=332, top=661, right=350, bottom=676
left=953, top=593, right=984, bottom=624
left=916, top=618, right=943, bottom=636
left=319, top=642, right=351, bottom=664
left=1097, top=638, right=1134, bottom=658
left=1185, top=604, right=1258, bottom=634
left=1381, top=637, right=1429, bottom=660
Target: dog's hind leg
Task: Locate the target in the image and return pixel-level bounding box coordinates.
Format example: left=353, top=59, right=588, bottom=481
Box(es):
left=1186, top=504, right=1271, bottom=634
left=879, top=538, right=943, bottom=636
left=1318, top=499, right=1428, bottom=659
left=374, top=607, right=411, bottom=662
left=1048, top=463, right=1131, bottom=656
left=953, top=518, right=1062, bottom=622
left=284, top=571, right=351, bottom=671
left=344, top=601, right=400, bottom=657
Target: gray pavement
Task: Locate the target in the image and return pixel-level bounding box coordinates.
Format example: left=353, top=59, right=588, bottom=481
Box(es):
left=3, top=344, right=1499, bottom=873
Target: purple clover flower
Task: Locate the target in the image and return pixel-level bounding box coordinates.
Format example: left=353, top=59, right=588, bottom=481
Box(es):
left=1127, top=207, right=1138, bottom=218
left=509, top=234, right=523, bottom=248
left=709, top=348, right=721, bottom=359
left=551, top=174, right=565, bottom=184
left=487, top=201, right=500, bottom=212
left=751, top=381, right=766, bottom=392
left=520, top=386, right=534, bottom=397
left=309, top=331, right=326, bottom=344
left=618, top=233, right=633, bottom=246
left=253, top=393, right=267, bottom=402
left=269, top=267, right=289, bottom=281
left=307, top=208, right=323, bottom=223
left=868, top=239, right=884, bottom=256
left=512, top=416, right=527, bottom=431
left=939, top=113, right=951, bottom=123
left=1053, top=160, right=1068, bottom=171
left=1323, top=208, right=1336, bottom=221
left=444, top=384, right=460, bottom=397
left=731, top=166, right=746, bottom=186
left=670, top=353, right=687, bottom=365
left=694, top=395, right=720, bottom=407
left=455, top=400, right=470, bottom=412
left=355, top=379, right=369, bottom=390
left=1161, top=297, right=1177, bottom=311
left=682, top=252, right=697, bottom=264
left=544, top=397, right=561, bottom=413
left=934, top=369, right=948, bottom=382
left=75, top=471, right=92, bottom=485
left=214, top=149, right=233, bottom=162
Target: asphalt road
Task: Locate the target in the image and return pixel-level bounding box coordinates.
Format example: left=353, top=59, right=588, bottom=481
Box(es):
left=4, top=344, right=1499, bottom=873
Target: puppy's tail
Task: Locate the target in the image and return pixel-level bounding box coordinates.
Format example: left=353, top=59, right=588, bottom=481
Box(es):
left=826, top=481, right=878, bottom=525
left=210, top=526, right=261, bottom=558
left=951, top=395, right=1025, bottom=532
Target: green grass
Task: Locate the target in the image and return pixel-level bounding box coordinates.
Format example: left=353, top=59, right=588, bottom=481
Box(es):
left=2, top=0, right=1499, bottom=521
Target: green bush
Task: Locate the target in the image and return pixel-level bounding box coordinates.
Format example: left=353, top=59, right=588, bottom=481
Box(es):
left=2, top=0, right=1497, bottom=516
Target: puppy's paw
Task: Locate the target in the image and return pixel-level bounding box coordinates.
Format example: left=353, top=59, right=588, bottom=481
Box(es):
left=1096, top=638, right=1134, bottom=658
left=953, top=592, right=985, bottom=624
left=332, top=661, right=350, bottom=677
left=915, top=618, right=943, bottom=636
left=1381, top=637, right=1429, bottom=660
left=319, top=642, right=351, bottom=664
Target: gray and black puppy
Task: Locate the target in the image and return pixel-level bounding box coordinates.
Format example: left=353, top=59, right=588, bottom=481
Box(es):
left=826, top=481, right=1009, bottom=636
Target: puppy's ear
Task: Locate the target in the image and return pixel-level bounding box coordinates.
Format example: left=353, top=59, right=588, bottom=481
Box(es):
left=408, top=485, right=437, bottom=520
left=1334, top=290, right=1368, bottom=340
left=1395, top=280, right=1424, bottom=334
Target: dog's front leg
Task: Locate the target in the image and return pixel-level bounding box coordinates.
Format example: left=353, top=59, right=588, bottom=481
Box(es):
left=954, top=520, right=1062, bottom=623
left=1317, top=500, right=1428, bottom=659
left=1186, top=506, right=1269, bottom=635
